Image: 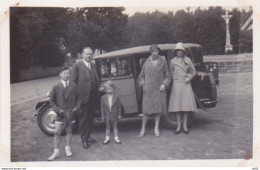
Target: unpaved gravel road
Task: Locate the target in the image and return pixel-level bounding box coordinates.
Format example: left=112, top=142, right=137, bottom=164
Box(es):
left=10, top=72, right=252, bottom=161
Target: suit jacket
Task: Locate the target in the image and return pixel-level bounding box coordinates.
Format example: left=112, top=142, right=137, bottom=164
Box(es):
left=70, top=60, right=100, bottom=104
left=101, top=94, right=122, bottom=122
left=49, top=81, right=81, bottom=119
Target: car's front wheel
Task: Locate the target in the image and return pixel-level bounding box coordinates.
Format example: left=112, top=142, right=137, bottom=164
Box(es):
left=37, top=104, right=78, bottom=136
left=37, top=104, right=58, bottom=136
left=161, top=111, right=195, bottom=129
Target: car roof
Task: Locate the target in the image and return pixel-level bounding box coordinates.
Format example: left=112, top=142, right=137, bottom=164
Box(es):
left=93, top=43, right=201, bottom=59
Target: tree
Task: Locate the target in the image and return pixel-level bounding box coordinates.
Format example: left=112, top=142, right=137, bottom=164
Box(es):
left=121, top=11, right=178, bottom=48
left=66, top=7, right=128, bottom=54
left=172, top=9, right=195, bottom=43
left=123, top=6, right=230, bottom=55
left=192, top=6, right=226, bottom=54
left=10, top=7, right=70, bottom=66
left=239, top=29, right=252, bottom=53
left=10, top=7, right=70, bottom=82
left=10, top=6, right=250, bottom=83
left=10, top=7, right=128, bottom=82
left=229, top=8, right=242, bottom=54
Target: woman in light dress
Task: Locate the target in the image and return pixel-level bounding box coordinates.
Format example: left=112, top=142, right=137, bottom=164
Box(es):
left=168, top=42, right=197, bottom=135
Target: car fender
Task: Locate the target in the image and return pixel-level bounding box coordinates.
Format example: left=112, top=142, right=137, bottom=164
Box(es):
left=207, top=72, right=218, bottom=101
left=35, top=98, right=51, bottom=110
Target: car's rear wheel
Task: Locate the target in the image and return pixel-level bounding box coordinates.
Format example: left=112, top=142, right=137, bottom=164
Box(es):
left=161, top=111, right=195, bottom=129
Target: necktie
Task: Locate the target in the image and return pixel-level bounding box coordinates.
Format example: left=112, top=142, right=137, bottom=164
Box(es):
left=65, top=81, right=68, bottom=88
left=64, top=81, right=69, bottom=98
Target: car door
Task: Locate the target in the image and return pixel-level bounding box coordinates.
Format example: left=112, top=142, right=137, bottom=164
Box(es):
left=98, top=57, right=139, bottom=114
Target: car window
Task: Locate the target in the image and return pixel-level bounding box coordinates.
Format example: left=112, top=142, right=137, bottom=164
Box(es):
left=99, top=57, right=132, bottom=79
left=190, top=47, right=203, bottom=63
left=139, top=58, right=147, bottom=69
left=184, top=48, right=195, bottom=63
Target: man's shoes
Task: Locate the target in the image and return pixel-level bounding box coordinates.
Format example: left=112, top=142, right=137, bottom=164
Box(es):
left=82, top=142, right=89, bottom=149
left=88, top=138, right=96, bottom=143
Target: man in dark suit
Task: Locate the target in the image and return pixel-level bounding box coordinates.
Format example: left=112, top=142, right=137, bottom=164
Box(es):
left=70, top=47, right=99, bottom=149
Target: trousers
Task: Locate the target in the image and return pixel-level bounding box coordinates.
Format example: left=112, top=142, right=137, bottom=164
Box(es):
left=78, top=90, right=97, bottom=143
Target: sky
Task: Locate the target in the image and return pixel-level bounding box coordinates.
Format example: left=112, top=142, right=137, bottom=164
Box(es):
left=123, top=6, right=251, bottom=16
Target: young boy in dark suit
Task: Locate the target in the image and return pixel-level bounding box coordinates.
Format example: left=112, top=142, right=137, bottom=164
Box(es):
left=48, top=66, right=81, bottom=161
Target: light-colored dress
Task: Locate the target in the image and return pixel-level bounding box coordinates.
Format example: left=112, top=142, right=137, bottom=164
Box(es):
left=139, top=56, right=171, bottom=115
left=168, top=56, right=197, bottom=112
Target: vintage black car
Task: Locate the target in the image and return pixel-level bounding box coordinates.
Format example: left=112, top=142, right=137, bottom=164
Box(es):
left=35, top=43, right=219, bottom=136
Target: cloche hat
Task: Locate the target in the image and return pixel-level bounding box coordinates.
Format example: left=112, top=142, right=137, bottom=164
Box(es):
left=150, top=44, right=161, bottom=53
left=174, top=42, right=186, bottom=53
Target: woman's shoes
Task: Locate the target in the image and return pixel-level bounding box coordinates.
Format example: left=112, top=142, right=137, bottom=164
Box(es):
left=175, top=128, right=189, bottom=135
left=175, top=130, right=181, bottom=135
left=183, top=130, right=190, bottom=134
left=103, top=138, right=121, bottom=144
left=139, top=130, right=145, bottom=137
left=155, top=131, right=160, bottom=137
left=139, top=130, right=160, bottom=137
left=139, top=132, right=145, bottom=137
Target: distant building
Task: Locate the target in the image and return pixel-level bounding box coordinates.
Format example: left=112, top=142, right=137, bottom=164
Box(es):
left=241, top=10, right=252, bottom=30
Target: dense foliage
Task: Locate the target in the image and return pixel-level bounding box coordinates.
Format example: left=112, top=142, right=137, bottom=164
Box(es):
left=120, top=7, right=251, bottom=55
left=10, top=6, right=252, bottom=81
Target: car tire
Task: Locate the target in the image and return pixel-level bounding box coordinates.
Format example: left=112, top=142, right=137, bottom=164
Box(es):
left=37, top=104, right=79, bottom=136
left=161, top=111, right=195, bottom=129
left=37, top=104, right=58, bottom=136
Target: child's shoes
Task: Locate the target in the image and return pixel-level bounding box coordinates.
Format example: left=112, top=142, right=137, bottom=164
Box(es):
left=103, top=138, right=110, bottom=145
left=65, top=146, right=72, bottom=157
left=114, top=137, right=121, bottom=144
left=48, top=149, right=60, bottom=161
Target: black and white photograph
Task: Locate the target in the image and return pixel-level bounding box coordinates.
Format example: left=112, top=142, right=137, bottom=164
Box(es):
left=1, top=0, right=259, bottom=167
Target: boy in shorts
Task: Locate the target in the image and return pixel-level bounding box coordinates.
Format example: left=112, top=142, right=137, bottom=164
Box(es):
left=48, top=66, right=80, bottom=161
left=101, top=80, right=122, bottom=145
